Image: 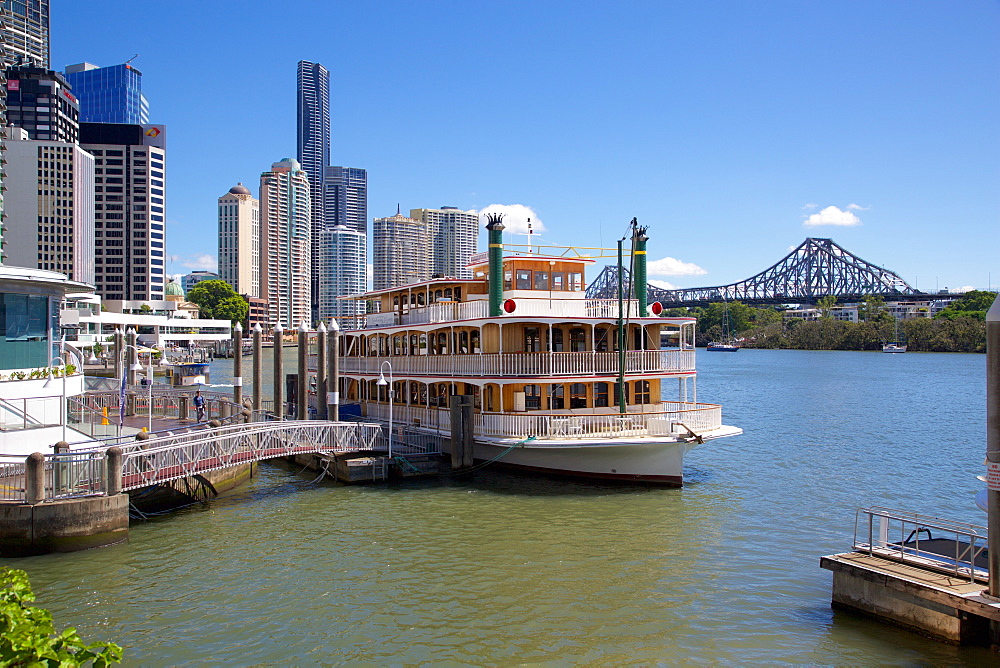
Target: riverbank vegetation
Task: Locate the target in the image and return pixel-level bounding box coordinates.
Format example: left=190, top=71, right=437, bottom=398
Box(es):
left=672, top=291, right=996, bottom=353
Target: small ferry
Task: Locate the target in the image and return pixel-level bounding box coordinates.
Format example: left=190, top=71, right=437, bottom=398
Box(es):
left=337, top=217, right=741, bottom=485
left=882, top=342, right=907, bottom=354
left=706, top=341, right=740, bottom=352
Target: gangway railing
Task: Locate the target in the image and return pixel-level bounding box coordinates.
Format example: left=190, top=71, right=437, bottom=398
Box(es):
left=0, top=420, right=386, bottom=503
left=853, top=506, right=988, bottom=582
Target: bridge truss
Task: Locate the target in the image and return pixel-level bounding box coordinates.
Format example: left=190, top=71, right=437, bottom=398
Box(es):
left=586, top=237, right=921, bottom=307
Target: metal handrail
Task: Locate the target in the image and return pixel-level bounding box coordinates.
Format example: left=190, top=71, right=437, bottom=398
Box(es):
left=853, top=506, right=988, bottom=582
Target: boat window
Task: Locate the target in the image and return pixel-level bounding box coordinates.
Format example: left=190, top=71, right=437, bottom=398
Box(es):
left=470, top=331, right=480, bottom=353
left=552, top=272, right=565, bottom=291
left=533, top=271, right=549, bottom=290
left=393, top=335, right=402, bottom=356
left=444, top=288, right=453, bottom=300
left=570, top=383, right=587, bottom=409
left=550, top=328, right=564, bottom=352
left=437, top=332, right=448, bottom=354
left=570, top=328, right=586, bottom=352
left=569, top=273, right=583, bottom=291
left=434, top=290, right=443, bottom=301
left=524, top=327, right=541, bottom=352
left=409, top=334, right=418, bottom=354
left=459, top=331, right=469, bottom=354
left=417, top=293, right=425, bottom=306
left=524, top=384, right=541, bottom=410
left=454, top=287, right=461, bottom=301
left=504, top=270, right=513, bottom=290
left=516, top=270, right=531, bottom=290
left=472, top=385, right=481, bottom=410
left=614, top=381, right=630, bottom=406
left=419, top=333, right=428, bottom=354
left=593, top=383, right=609, bottom=408
left=594, top=327, right=610, bottom=352
left=549, top=384, right=564, bottom=410
left=485, top=385, right=495, bottom=412
left=634, top=380, right=651, bottom=404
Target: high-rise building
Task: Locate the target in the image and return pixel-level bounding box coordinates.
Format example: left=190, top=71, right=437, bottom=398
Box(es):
left=324, top=166, right=367, bottom=234
left=296, top=60, right=329, bottom=228
left=297, top=61, right=330, bottom=321
left=4, top=64, right=78, bottom=143
left=260, top=158, right=311, bottom=327
left=410, top=206, right=479, bottom=279
left=64, top=62, right=149, bottom=124
left=316, top=225, right=366, bottom=327
left=1, top=0, right=50, bottom=68
left=79, top=122, right=168, bottom=301
left=218, top=183, right=260, bottom=298
left=1, top=126, right=94, bottom=283
left=1, top=0, right=51, bottom=262
left=373, top=213, right=430, bottom=290
left=182, top=270, right=219, bottom=294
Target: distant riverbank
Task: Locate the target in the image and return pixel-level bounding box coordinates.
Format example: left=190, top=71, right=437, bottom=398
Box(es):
left=711, top=316, right=986, bottom=353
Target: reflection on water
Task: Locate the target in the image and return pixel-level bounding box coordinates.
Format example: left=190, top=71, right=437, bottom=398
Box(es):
left=8, top=349, right=994, bottom=664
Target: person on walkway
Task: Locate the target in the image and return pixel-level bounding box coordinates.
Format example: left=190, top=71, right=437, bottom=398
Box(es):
left=193, top=390, right=206, bottom=422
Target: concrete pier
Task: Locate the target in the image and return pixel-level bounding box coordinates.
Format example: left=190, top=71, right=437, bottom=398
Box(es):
left=822, top=552, right=1000, bottom=644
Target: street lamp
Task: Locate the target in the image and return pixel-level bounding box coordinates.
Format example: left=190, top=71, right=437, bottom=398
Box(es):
left=122, top=344, right=153, bottom=434
left=376, top=360, right=393, bottom=458
left=47, top=356, right=67, bottom=444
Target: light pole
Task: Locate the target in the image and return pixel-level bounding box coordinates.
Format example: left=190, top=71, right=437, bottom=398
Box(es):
left=121, top=344, right=152, bottom=433
left=376, top=360, right=393, bottom=458
left=48, top=356, right=67, bottom=444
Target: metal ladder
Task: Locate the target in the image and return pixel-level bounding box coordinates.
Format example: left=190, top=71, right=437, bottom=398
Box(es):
left=372, top=457, right=388, bottom=481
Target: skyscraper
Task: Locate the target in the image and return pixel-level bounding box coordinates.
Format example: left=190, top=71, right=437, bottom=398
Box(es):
left=373, top=213, right=430, bottom=290
left=296, top=60, right=329, bottom=228
left=323, top=166, right=367, bottom=234
left=4, top=64, right=79, bottom=143
left=1, top=0, right=50, bottom=68
left=2, top=126, right=94, bottom=283
left=218, top=183, right=260, bottom=298
left=79, top=122, right=168, bottom=301
left=297, top=60, right=330, bottom=321
left=410, top=207, right=479, bottom=279
left=316, top=225, right=366, bottom=327
left=260, top=158, right=311, bottom=327
left=64, top=62, right=149, bottom=124
left=1, top=0, right=51, bottom=262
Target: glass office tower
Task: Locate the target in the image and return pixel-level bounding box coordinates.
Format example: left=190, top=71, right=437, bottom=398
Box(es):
left=64, top=62, right=149, bottom=124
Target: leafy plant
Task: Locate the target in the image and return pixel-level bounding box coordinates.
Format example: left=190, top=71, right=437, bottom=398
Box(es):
left=65, top=364, right=77, bottom=376
left=93, top=341, right=104, bottom=356
left=9, top=371, right=26, bottom=381
left=0, top=567, right=123, bottom=666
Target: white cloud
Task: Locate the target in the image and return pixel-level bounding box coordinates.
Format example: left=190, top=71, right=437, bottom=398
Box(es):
left=180, top=254, right=218, bottom=272
left=647, top=256, right=707, bottom=277
left=951, top=285, right=976, bottom=294
left=803, top=205, right=862, bottom=228
left=802, top=203, right=818, bottom=210
left=648, top=279, right=679, bottom=290
left=474, top=204, right=545, bottom=236
left=847, top=203, right=870, bottom=211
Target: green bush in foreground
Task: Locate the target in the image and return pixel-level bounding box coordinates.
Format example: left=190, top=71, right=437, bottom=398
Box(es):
left=0, top=567, right=122, bottom=667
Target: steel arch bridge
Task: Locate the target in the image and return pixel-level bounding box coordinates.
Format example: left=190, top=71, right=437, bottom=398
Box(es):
left=586, top=237, right=923, bottom=308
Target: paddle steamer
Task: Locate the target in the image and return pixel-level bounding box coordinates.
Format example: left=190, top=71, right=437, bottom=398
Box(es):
left=337, top=217, right=741, bottom=485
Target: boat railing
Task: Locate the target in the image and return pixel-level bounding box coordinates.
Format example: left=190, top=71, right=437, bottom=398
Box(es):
left=336, top=349, right=695, bottom=377
left=362, top=401, right=722, bottom=440
left=852, top=506, right=988, bottom=582
left=360, top=298, right=644, bottom=327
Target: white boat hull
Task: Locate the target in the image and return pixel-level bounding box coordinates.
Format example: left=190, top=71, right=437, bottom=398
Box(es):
left=472, top=425, right=742, bottom=485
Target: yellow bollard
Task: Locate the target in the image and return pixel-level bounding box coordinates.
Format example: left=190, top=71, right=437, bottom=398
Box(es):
left=101, top=406, right=109, bottom=425
left=141, top=426, right=147, bottom=433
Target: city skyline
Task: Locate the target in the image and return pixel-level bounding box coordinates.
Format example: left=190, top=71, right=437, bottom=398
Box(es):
left=50, top=1, right=1000, bottom=294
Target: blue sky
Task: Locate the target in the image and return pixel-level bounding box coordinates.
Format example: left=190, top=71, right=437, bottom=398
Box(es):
left=53, top=1, right=999, bottom=293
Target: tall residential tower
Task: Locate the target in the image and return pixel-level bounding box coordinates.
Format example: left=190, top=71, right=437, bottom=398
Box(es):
left=410, top=206, right=479, bottom=279
left=260, top=158, right=311, bottom=328
left=373, top=213, right=430, bottom=290
left=217, top=183, right=260, bottom=298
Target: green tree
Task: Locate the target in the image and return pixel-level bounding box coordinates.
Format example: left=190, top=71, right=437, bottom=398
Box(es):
left=935, top=290, right=997, bottom=321
left=816, top=295, right=837, bottom=318
left=185, top=280, right=249, bottom=324
left=138, top=304, right=152, bottom=314
left=0, top=567, right=123, bottom=666
left=857, top=294, right=888, bottom=323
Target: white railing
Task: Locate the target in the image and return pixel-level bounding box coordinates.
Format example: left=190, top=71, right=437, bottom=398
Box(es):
left=339, top=349, right=694, bottom=377
left=0, top=420, right=389, bottom=502
left=359, top=299, right=645, bottom=328
left=363, top=401, right=722, bottom=440
left=853, top=506, right=989, bottom=582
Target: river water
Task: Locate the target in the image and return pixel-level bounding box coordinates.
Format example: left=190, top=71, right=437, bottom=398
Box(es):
left=7, top=349, right=994, bottom=664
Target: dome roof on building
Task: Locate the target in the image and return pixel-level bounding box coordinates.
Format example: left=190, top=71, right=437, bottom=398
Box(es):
left=165, top=279, right=184, bottom=297
left=229, top=183, right=252, bottom=196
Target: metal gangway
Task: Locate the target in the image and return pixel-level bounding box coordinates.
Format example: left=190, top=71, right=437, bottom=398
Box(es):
left=0, top=420, right=394, bottom=504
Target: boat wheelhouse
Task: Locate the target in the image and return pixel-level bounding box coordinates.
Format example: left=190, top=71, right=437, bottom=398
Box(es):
left=338, top=218, right=741, bottom=484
